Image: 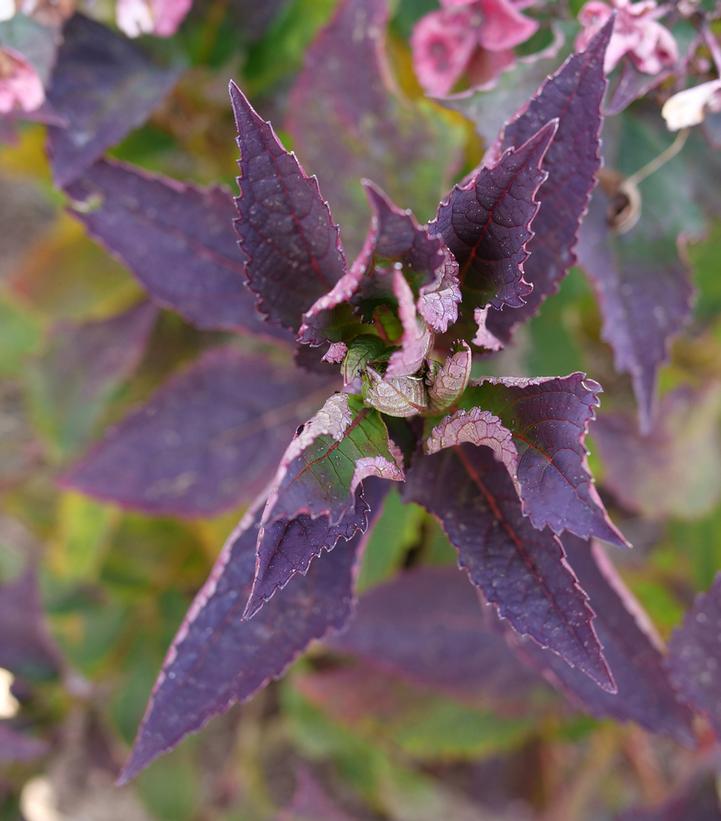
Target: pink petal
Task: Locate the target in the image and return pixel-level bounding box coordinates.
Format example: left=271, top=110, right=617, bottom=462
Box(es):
left=116, top=0, right=154, bottom=37
left=411, top=9, right=477, bottom=96
left=150, top=0, right=192, bottom=37
left=0, top=48, right=44, bottom=114
left=465, top=44, right=516, bottom=86
left=576, top=0, right=677, bottom=75
left=476, top=0, right=539, bottom=51
left=116, top=0, right=192, bottom=37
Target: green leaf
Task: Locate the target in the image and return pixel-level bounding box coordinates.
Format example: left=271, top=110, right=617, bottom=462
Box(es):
left=357, top=490, right=424, bottom=591
left=0, top=292, right=41, bottom=377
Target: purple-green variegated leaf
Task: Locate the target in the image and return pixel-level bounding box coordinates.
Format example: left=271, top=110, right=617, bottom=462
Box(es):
left=46, top=15, right=180, bottom=187
left=230, top=81, right=347, bottom=333
left=594, top=386, right=721, bottom=520
left=61, top=347, right=335, bottom=517
left=285, top=0, right=464, bottom=258
left=430, top=120, right=557, bottom=313
left=483, top=19, right=611, bottom=342
left=509, top=537, right=694, bottom=744
left=0, top=724, right=48, bottom=763
left=29, top=301, right=156, bottom=456
left=403, top=444, right=613, bottom=691
left=118, top=480, right=387, bottom=784
left=667, top=573, right=721, bottom=739
left=427, top=342, right=471, bottom=412
left=245, top=393, right=403, bottom=617
left=65, top=159, right=288, bottom=339
left=328, top=565, right=541, bottom=701
left=462, top=374, right=628, bottom=547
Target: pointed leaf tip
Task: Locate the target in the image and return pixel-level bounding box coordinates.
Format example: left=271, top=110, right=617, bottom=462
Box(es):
left=241, top=394, right=404, bottom=619
left=404, top=445, right=613, bottom=691
left=229, top=81, right=346, bottom=332
left=118, top=480, right=389, bottom=784
left=432, top=118, right=557, bottom=314
left=463, top=374, right=629, bottom=548
left=482, top=13, right=611, bottom=342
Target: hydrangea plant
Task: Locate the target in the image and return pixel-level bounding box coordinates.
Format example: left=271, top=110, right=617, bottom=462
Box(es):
left=50, top=15, right=644, bottom=780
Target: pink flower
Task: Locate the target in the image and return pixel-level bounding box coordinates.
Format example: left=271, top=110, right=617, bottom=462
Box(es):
left=412, top=0, right=539, bottom=96
left=0, top=47, right=44, bottom=114
left=576, top=0, right=678, bottom=75
left=411, top=9, right=478, bottom=96
left=116, top=0, right=192, bottom=38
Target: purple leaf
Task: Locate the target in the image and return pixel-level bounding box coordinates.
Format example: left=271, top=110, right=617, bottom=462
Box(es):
left=430, top=120, right=556, bottom=313
left=442, top=27, right=569, bottom=146
left=30, top=301, right=156, bottom=455
left=0, top=723, right=48, bottom=763
left=65, top=159, right=288, bottom=338
left=61, top=347, right=335, bottom=517
left=0, top=566, right=62, bottom=681
left=593, top=386, right=721, bottom=519
left=245, top=394, right=404, bottom=616
left=509, top=536, right=694, bottom=743
left=667, top=573, right=721, bottom=738
left=463, top=374, right=628, bottom=546
left=230, top=81, right=347, bottom=333
left=403, top=443, right=613, bottom=691
left=286, top=0, right=464, bottom=257
left=328, top=565, right=541, bottom=700
left=577, top=184, right=694, bottom=434
left=247, top=496, right=368, bottom=622
left=118, top=480, right=387, bottom=784
left=46, top=14, right=180, bottom=187
left=483, top=19, right=611, bottom=341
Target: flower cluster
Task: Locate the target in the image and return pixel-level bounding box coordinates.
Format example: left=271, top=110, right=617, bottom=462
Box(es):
left=411, top=0, right=538, bottom=96
left=576, top=0, right=677, bottom=75
left=0, top=46, right=43, bottom=113
left=116, top=0, right=192, bottom=38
